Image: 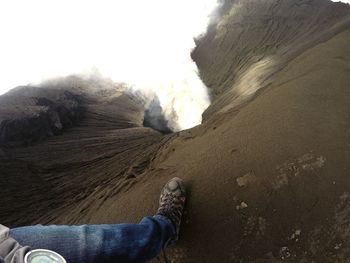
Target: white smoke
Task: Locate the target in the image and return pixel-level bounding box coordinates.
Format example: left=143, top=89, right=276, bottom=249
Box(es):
left=129, top=60, right=212, bottom=131
left=0, top=0, right=219, bottom=131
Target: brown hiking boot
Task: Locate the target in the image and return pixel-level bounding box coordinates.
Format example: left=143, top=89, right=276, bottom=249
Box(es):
left=156, top=177, right=186, bottom=241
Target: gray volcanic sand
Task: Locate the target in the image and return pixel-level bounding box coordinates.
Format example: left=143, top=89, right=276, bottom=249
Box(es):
left=1, top=0, right=350, bottom=262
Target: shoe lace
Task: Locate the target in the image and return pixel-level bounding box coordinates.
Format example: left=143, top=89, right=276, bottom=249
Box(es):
left=158, top=192, right=183, bottom=227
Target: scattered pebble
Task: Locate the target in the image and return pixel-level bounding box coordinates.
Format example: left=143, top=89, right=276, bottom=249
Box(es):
left=290, top=229, right=301, bottom=241
left=334, top=243, right=342, bottom=250
left=236, top=201, right=248, bottom=210
left=236, top=172, right=257, bottom=187
left=280, top=246, right=291, bottom=259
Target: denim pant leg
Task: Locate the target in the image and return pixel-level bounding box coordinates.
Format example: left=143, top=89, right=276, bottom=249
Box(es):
left=9, top=215, right=175, bottom=263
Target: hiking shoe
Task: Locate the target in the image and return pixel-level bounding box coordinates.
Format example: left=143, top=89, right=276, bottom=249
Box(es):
left=156, top=177, right=186, bottom=240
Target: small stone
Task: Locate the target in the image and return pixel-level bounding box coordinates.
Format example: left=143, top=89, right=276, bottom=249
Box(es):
left=236, top=201, right=248, bottom=210
left=236, top=172, right=257, bottom=187
left=334, top=243, right=342, bottom=250
left=290, top=229, right=301, bottom=240
left=280, top=246, right=291, bottom=259
left=241, top=201, right=248, bottom=208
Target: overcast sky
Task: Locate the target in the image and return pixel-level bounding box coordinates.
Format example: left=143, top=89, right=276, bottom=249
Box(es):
left=0, top=0, right=218, bottom=95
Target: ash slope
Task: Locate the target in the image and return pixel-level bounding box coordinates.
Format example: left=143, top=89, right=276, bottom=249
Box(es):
left=1, top=0, right=350, bottom=262
left=193, top=0, right=350, bottom=122
left=0, top=77, right=167, bottom=226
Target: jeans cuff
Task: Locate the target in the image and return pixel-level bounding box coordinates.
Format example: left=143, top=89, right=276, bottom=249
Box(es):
left=153, top=215, right=177, bottom=246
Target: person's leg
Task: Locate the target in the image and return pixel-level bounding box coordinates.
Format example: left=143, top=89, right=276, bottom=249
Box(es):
left=10, top=215, right=175, bottom=263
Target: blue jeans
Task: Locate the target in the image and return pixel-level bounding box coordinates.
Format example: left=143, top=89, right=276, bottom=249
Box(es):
left=9, top=215, right=175, bottom=263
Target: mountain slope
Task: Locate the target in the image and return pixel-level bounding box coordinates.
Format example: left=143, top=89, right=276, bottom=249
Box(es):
left=0, top=77, right=166, bottom=226
left=192, top=0, right=350, bottom=121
